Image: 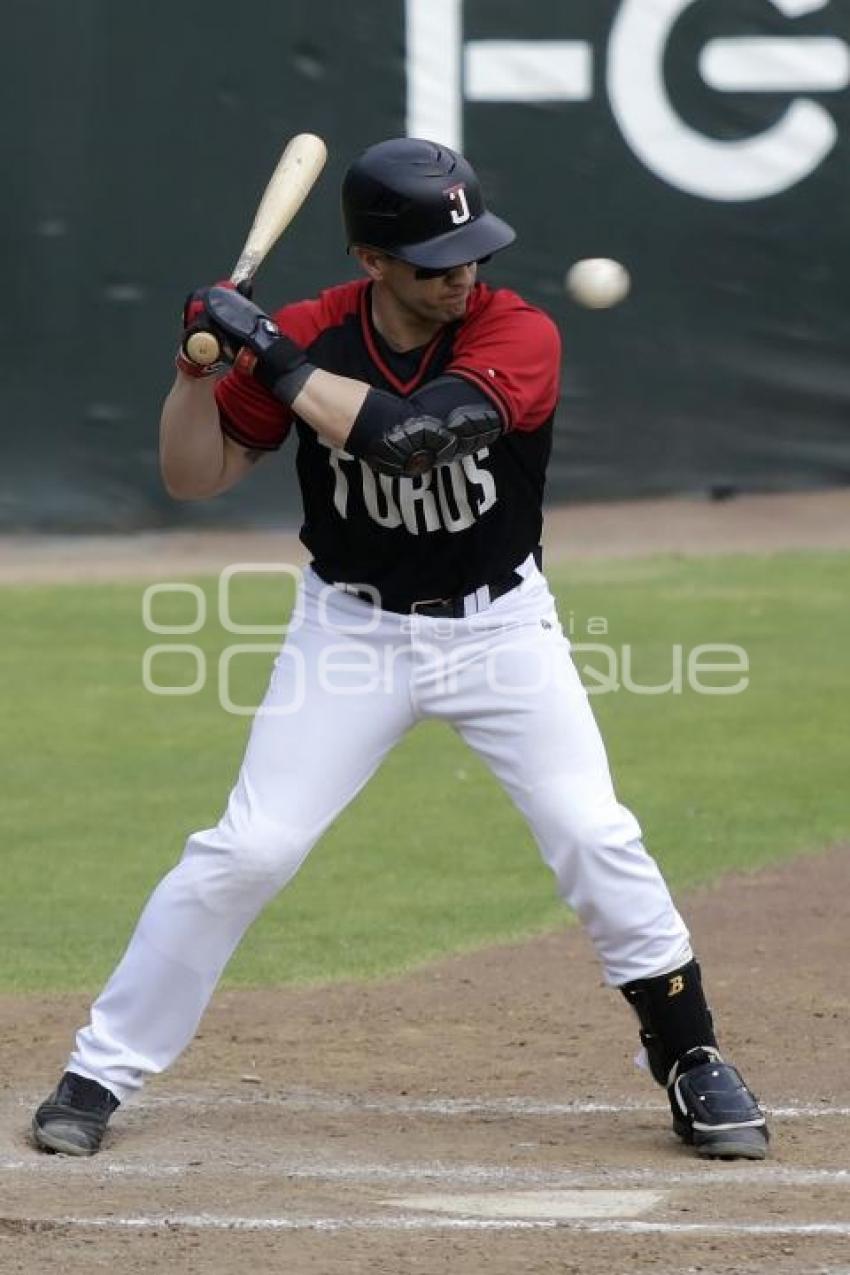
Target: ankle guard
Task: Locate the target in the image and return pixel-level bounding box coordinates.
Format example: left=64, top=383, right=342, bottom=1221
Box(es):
left=620, top=959, right=718, bottom=1086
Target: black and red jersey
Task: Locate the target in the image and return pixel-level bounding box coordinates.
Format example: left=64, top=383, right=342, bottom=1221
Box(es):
left=215, top=280, right=561, bottom=607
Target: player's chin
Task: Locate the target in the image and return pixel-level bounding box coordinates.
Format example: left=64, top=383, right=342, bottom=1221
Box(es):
left=437, top=293, right=471, bottom=321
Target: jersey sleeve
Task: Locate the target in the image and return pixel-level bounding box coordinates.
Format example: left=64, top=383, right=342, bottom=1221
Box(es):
left=446, top=290, right=562, bottom=432
left=214, top=365, right=292, bottom=452
left=213, top=282, right=365, bottom=451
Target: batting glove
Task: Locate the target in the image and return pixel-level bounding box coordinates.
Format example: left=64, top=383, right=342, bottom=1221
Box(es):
left=176, top=279, right=253, bottom=379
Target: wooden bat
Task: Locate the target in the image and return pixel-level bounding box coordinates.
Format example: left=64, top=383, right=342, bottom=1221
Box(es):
left=184, top=132, right=328, bottom=366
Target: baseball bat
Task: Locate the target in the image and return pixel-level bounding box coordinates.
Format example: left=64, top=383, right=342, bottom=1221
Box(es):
left=184, top=132, right=328, bottom=366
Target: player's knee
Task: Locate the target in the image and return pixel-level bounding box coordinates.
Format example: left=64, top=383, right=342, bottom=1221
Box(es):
left=183, top=820, right=311, bottom=909
left=236, top=822, right=308, bottom=886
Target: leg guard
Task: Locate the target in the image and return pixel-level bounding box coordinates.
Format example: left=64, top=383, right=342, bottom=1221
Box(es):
left=620, top=958, right=717, bottom=1085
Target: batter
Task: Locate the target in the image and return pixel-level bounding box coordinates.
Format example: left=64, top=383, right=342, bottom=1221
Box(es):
left=34, top=138, right=768, bottom=1160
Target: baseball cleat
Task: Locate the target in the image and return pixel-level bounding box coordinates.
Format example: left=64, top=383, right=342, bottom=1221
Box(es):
left=32, top=1071, right=119, bottom=1156
left=669, top=1047, right=769, bottom=1159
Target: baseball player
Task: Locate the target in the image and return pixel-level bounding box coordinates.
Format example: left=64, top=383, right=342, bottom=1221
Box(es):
left=34, top=138, right=768, bottom=1160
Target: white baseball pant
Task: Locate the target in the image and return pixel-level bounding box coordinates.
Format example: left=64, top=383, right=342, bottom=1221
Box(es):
left=70, top=561, right=691, bottom=1100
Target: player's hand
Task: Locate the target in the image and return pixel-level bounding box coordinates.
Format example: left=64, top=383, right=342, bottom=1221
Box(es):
left=199, top=287, right=308, bottom=396
left=176, top=280, right=253, bottom=378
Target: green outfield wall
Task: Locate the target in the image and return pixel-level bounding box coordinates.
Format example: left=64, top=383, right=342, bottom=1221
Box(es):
left=4, top=0, right=849, bottom=530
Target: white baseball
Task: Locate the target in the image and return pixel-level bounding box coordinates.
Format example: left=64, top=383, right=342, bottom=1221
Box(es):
left=565, top=258, right=631, bottom=309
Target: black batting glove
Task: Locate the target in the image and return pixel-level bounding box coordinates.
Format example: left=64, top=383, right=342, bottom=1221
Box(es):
left=201, top=287, right=313, bottom=403
left=177, top=280, right=254, bottom=378
left=181, top=278, right=251, bottom=331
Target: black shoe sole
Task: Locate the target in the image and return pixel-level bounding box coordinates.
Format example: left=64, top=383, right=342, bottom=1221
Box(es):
left=674, top=1116, right=769, bottom=1160
left=32, top=1117, right=103, bottom=1157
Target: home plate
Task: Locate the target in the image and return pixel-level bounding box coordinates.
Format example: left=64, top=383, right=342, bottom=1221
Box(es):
left=387, top=1190, right=666, bottom=1220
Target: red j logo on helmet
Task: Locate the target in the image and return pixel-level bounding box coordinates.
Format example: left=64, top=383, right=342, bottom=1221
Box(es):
left=446, top=183, right=472, bottom=225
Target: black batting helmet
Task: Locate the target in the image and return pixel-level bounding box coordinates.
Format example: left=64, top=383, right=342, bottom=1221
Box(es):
left=342, top=137, right=516, bottom=269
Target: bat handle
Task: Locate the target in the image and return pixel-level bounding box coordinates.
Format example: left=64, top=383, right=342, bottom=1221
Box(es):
left=183, top=329, right=222, bottom=367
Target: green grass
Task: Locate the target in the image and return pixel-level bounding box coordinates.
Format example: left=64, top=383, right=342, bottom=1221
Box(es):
left=1, top=551, right=847, bottom=993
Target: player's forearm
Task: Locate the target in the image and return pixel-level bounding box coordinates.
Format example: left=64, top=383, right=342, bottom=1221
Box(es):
left=291, top=371, right=502, bottom=478
left=159, top=374, right=228, bottom=499
left=188, top=289, right=370, bottom=450
left=290, top=369, right=370, bottom=449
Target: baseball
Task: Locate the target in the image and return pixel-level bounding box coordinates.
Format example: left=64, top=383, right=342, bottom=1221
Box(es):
left=565, top=257, right=631, bottom=309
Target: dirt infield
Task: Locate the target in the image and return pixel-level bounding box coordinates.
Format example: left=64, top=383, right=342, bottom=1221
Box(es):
left=2, top=487, right=849, bottom=583
left=1, top=847, right=848, bottom=1274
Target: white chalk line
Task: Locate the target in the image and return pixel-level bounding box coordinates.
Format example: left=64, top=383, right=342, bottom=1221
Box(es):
left=14, top=1091, right=843, bottom=1120
left=9, top=1213, right=850, bottom=1236
left=1, top=1155, right=848, bottom=1191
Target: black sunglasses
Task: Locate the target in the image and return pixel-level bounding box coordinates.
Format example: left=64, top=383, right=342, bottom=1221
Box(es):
left=413, top=255, right=491, bottom=281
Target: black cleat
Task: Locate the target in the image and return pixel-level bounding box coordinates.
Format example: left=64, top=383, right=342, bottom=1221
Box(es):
left=669, top=1047, right=769, bottom=1159
left=33, top=1071, right=120, bottom=1157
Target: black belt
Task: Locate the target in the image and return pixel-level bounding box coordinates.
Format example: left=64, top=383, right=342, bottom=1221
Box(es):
left=402, top=568, right=524, bottom=618
left=314, top=554, right=539, bottom=619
